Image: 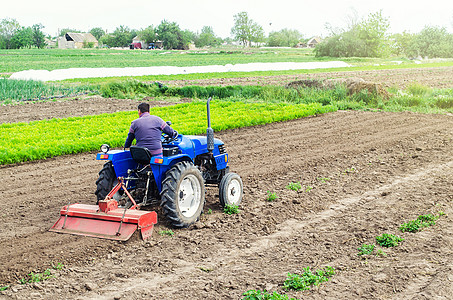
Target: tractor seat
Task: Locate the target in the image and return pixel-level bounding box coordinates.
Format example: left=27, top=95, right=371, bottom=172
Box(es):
left=130, top=146, right=152, bottom=165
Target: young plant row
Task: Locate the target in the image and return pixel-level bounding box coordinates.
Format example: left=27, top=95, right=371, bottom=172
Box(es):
left=0, top=101, right=336, bottom=165
left=357, top=212, right=444, bottom=257
left=243, top=266, right=335, bottom=300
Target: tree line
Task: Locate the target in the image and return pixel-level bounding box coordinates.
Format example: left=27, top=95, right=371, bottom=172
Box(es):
left=315, top=10, right=453, bottom=59
left=0, top=19, right=46, bottom=49
left=1, top=11, right=453, bottom=59
left=0, top=12, right=304, bottom=50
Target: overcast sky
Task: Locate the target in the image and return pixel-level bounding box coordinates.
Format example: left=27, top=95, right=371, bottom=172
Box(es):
left=2, top=0, right=453, bottom=38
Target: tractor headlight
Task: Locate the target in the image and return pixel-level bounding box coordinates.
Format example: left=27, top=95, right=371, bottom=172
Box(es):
left=100, top=144, right=110, bottom=153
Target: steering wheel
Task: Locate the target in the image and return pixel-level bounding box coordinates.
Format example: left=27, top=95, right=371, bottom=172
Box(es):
left=162, top=132, right=177, bottom=144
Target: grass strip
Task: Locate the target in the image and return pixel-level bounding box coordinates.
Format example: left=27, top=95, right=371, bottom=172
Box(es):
left=0, top=101, right=336, bottom=165
left=0, top=78, right=93, bottom=104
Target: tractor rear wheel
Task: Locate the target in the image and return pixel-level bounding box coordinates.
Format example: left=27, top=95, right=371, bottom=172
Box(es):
left=161, top=161, right=205, bottom=228
left=219, top=172, right=243, bottom=207
left=95, top=161, right=119, bottom=203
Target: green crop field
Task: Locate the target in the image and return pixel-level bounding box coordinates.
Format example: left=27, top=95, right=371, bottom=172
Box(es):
left=0, top=101, right=336, bottom=165
left=2, top=47, right=453, bottom=165
left=0, top=48, right=318, bottom=73
left=2, top=47, right=452, bottom=76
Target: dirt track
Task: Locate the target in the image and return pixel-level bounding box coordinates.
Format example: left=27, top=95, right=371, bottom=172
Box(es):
left=1, top=107, right=452, bottom=299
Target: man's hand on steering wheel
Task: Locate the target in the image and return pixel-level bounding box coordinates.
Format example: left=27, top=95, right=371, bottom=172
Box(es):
left=162, top=130, right=178, bottom=143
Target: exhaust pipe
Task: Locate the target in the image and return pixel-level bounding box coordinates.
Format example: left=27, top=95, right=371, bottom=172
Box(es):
left=206, top=97, right=214, bottom=153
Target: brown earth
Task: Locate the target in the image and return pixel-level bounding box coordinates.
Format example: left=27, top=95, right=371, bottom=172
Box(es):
left=0, top=67, right=453, bottom=299
left=1, top=110, right=452, bottom=299
left=164, top=66, right=453, bottom=89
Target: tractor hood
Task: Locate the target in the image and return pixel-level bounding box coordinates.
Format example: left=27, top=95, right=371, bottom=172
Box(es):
left=185, top=135, right=224, bottom=156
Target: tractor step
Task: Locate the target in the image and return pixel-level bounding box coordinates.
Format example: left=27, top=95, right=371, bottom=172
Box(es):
left=50, top=203, right=157, bottom=241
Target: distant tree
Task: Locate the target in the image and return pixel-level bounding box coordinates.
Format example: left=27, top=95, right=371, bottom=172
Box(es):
left=231, top=12, right=264, bottom=47
left=315, top=10, right=390, bottom=57
left=391, top=31, right=415, bottom=57
left=139, top=25, right=156, bottom=45
left=250, top=22, right=266, bottom=45
left=356, top=10, right=390, bottom=57
left=112, top=25, right=132, bottom=47
left=194, top=26, right=222, bottom=48
left=156, top=20, right=190, bottom=50
left=99, top=34, right=115, bottom=47
left=129, top=28, right=138, bottom=42
left=59, top=28, right=81, bottom=37
left=0, top=18, right=21, bottom=49
left=32, top=24, right=46, bottom=48
left=183, top=29, right=195, bottom=46
left=10, top=26, right=33, bottom=48
left=412, top=26, right=453, bottom=58
left=89, top=27, right=105, bottom=40
left=268, top=28, right=303, bottom=47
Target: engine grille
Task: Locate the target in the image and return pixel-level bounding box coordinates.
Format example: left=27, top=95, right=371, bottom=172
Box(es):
left=218, top=144, right=226, bottom=154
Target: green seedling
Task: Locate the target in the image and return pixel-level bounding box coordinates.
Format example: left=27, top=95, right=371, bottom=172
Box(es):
left=342, top=167, right=357, bottom=175
left=206, top=208, right=213, bottom=214
left=159, top=229, right=175, bottom=237
left=357, top=243, right=375, bottom=256
left=317, top=177, right=331, bottom=183
left=19, top=269, right=53, bottom=284
left=376, top=233, right=404, bottom=248
left=305, top=185, right=313, bottom=192
left=242, top=289, right=295, bottom=300
left=283, top=266, right=335, bottom=291
left=286, top=181, right=302, bottom=191
left=400, top=213, right=440, bottom=233
left=224, top=204, right=239, bottom=215
left=266, top=191, right=278, bottom=201
left=375, top=248, right=387, bottom=257
left=0, top=286, right=9, bottom=291
left=51, top=262, right=64, bottom=270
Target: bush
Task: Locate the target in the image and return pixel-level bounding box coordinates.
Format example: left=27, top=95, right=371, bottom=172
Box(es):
left=376, top=233, right=404, bottom=248
left=400, top=214, right=439, bottom=233
left=223, top=204, right=239, bottom=215
left=283, top=266, right=335, bottom=291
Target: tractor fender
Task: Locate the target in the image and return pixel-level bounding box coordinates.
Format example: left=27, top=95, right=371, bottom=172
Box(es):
left=96, top=150, right=137, bottom=178
left=149, top=154, right=193, bottom=193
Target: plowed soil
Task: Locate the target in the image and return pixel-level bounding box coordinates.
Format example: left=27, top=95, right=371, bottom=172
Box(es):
left=1, top=67, right=453, bottom=299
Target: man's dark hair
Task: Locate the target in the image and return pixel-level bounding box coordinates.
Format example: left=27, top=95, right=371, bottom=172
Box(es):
left=138, top=103, right=150, bottom=113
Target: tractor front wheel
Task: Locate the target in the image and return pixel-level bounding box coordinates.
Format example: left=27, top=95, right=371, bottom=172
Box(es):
left=161, top=161, right=205, bottom=228
left=219, top=172, right=243, bottom=207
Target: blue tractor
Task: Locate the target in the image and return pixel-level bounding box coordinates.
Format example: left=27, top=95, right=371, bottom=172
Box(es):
left=94, top=98, right=243, bottom=228
left=50, top=98, right=243, bottom=241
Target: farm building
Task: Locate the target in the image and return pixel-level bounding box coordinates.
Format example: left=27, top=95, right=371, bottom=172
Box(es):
left=296, top=36, right=322, bottom=48
left=307, top=36, right=322, bottom=48
left=57, top=33, right=99, bottom=49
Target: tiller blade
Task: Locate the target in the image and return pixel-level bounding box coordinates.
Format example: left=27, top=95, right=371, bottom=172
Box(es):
left=50, top=178, right=157, bottom=241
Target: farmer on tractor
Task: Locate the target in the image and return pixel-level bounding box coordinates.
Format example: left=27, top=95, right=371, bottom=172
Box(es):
left=50, top=98, right=243, bottom=241
left=124, top=103, right=178, bottom=156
